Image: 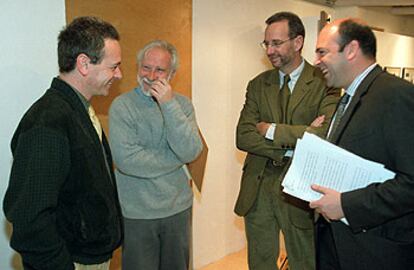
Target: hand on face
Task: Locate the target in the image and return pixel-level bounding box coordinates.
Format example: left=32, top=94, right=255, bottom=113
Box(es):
left=147, top=78, right=173, bottom=104
left=138, top=47, right=174, bottom=103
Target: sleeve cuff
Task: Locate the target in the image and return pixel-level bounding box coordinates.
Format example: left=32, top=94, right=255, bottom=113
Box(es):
left=265, top=123, right=276, bottom=140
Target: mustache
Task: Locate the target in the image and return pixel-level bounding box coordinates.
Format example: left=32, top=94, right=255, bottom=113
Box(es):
left=139, top=73, right=173, bottom=86
left=142, top=77, right=156, bottom=85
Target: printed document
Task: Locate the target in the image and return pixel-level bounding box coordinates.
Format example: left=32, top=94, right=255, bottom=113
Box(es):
left=282, top=132, right=395, bottom=201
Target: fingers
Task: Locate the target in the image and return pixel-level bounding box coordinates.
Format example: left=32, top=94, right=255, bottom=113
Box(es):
left=309, top=198, right=319, bottom=209
left=322, top=214, right=332, bottom=223
left=310, top=115, right=325, bottom=128
left=311, top=184, right=328, bottom=194
left=310, top=203, right=331, bottom=223
left=150, top=79, right=173, bottom=103
left=309, top=185, right=327, bottom=209
left=256, top=122, right=270, bottom=136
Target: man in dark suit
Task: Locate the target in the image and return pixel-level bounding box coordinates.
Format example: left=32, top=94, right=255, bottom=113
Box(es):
left=310, top=18, right=414, bottom=270
left=235, top=12, right=339, bottom=270
left=3, top=17, right=123, bottom=270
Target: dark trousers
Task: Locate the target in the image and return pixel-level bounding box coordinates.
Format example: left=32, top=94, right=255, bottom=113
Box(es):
left=122, top=207, right=192, bottom=270
left=315, top=218, right=341, bottom=270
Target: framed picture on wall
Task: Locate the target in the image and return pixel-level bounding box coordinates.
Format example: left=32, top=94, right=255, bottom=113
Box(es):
left=384, top=66, right=402, bottom=77
left=402, top=68, right=414, bottom=83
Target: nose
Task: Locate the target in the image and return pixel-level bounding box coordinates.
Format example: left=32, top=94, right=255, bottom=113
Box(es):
left=314, top=56, right=321, bottom=67
left=145, top=69, right=157, bottom=81
left=266, top=46, right=275, bottom=56
left=114, top=66, right=122, bottom=80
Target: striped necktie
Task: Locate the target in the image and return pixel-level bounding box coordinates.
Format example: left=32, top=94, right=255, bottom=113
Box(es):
left=327, top=93, right=350, bottom=142
left=279, top=74, right=291, bottom=123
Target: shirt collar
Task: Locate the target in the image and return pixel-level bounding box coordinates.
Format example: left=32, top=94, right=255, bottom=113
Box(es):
left=278, top=58, right=305, bottom=90
left=345, top=63, right=377, bottom=97
left=57, top=77, right=90, bottom=110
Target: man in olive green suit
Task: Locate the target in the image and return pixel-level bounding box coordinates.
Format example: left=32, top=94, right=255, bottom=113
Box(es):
left=235, top=12, right=340, bottom=270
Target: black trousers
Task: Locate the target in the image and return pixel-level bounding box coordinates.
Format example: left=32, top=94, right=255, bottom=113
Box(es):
left=315, top=218, right=341, bottom=270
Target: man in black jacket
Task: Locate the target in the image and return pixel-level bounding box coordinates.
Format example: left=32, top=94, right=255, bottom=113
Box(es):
left=310, top=18, right=414, bottom=269
left=3, top=16, right=123, bottom=270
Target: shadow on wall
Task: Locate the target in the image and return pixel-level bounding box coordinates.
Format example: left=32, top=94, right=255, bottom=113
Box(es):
left=3, top=220, right=22, bottom=269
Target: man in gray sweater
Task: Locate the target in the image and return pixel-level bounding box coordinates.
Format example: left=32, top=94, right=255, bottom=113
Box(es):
left=109, top=40, right=203, bottom=270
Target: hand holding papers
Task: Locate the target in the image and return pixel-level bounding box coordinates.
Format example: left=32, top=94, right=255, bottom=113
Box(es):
left=282, top=132, right=395, bottom=202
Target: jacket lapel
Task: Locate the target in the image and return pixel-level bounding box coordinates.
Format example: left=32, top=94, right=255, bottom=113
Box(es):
left=54, top=78, right=104, bottom=150
left=263, top=69, right=282, bottom=122
left=287, top=61, right=314, bottom=122
left=331, top=65, right=383, bottom=143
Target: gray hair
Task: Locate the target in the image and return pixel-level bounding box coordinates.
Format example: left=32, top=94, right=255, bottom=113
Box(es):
left=136, top=40, right=179, bottom=73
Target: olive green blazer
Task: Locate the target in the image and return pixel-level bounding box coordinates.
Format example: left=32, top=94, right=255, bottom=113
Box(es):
left=235, top=61, right=340, bottom=216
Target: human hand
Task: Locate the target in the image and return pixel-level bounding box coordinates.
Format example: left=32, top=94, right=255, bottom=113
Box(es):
left=309, top=184, right=344, bottom=221
left=310, top=115, right=325, bottom=128
left=150, top=78, right=173, bottom=103
left=256, top=122, right=271, bottom=136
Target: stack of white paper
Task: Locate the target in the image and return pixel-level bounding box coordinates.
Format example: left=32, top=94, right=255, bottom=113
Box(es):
left=282, top=132, right=395, bottom=202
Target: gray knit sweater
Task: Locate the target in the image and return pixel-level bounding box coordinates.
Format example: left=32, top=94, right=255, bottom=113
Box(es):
left=109, top=87, right=203, bottom=219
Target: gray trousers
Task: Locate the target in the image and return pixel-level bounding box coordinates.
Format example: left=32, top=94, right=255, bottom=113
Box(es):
left=122, top=207, right=192, bottom=270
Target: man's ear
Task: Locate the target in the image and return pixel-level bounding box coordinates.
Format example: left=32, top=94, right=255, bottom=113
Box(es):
left=167, top=71, right=176, bottom=82
left=345, top=40, right=359, bottom=61
left=294, top=35, right=304, bottom=52
left=76, top=53, right=90, bottom=76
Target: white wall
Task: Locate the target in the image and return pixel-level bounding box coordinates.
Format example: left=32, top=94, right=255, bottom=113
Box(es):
left=191, top=0, right=334, bottom=268
left=375, top=31, right=414, bottom=68
left=0, top=1, right=65, bottom=269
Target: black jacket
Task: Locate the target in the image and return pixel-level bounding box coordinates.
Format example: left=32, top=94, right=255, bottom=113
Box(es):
left=3, top=78, right=123, bottom=270
left=321, top=66, right=414, bottom=269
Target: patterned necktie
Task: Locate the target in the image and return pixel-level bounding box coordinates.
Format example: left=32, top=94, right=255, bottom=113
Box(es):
left=279, top=74, right=291, bottom=123
left=88, top=105, right=102, bottom=141
left=327, top=93, right=350, bottom=142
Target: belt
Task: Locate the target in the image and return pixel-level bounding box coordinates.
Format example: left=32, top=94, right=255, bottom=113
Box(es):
left=268, top=156, right=291, bottom=167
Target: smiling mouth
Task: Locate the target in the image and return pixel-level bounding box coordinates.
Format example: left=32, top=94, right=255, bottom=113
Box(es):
left=143, top=77, right=156, bottom=85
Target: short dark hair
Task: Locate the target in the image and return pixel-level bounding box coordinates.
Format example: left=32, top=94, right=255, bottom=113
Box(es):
left=265, top=11, right=305, bottom=40
left=337, top=19, right=376, bottom=59
left=58, top=16, right=120, bottom=73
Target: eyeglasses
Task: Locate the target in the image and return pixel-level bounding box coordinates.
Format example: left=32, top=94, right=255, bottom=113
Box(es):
left=260, top=37, right=295, bottom=50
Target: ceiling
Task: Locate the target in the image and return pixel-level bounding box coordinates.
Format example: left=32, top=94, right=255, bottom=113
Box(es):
left=303, top=0, right=414, bottom=16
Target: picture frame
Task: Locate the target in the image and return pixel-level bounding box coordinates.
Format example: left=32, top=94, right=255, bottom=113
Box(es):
left=402, top=68, right=414, bottom=83
left=384, top=66, right=402, bottom=77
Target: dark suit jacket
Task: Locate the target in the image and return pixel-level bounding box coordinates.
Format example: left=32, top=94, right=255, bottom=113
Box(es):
left=3, top=78, right=123, bottom=270
left=235, top=61, right=340, bottom=217
left=327, top=65, right=414, bottom=269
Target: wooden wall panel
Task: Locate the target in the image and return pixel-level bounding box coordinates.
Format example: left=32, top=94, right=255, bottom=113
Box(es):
left=65, top=0, right=192, bottom=116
